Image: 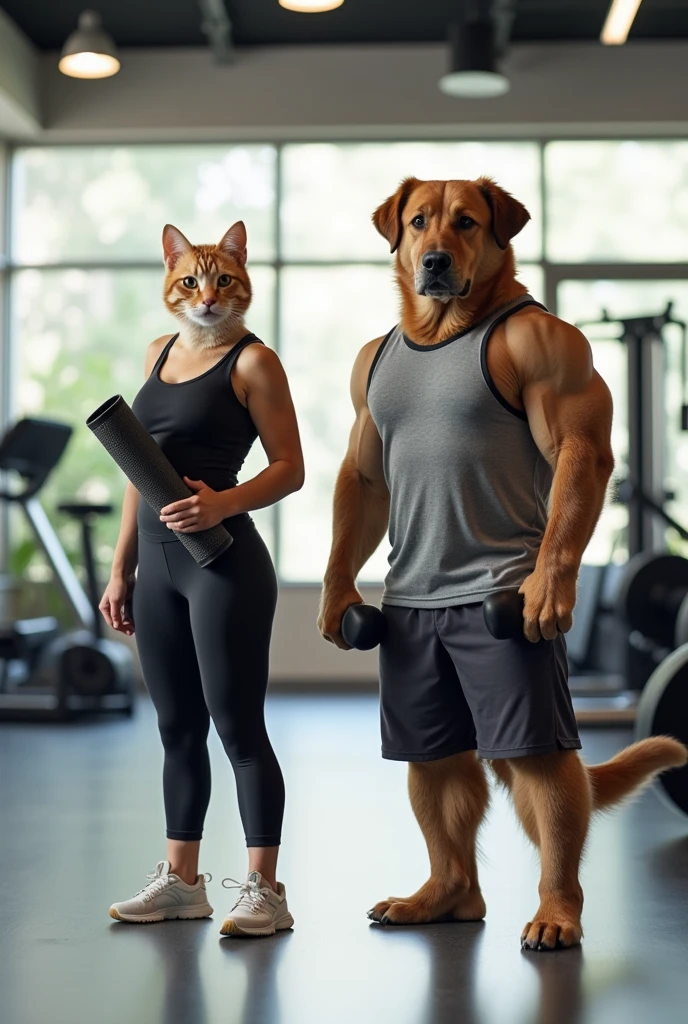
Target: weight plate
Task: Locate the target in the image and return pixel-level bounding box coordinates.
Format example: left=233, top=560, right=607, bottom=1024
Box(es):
left=618, top=552, right=688, bottom=648
left=635, top=644, right=688, bottom=815
left=62, top=644, right=116, bottom=696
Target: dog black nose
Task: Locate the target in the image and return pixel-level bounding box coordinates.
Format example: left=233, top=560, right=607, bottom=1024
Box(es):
left=422, top=250, right=452, bottom=274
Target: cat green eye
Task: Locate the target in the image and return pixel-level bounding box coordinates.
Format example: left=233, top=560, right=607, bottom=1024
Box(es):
left=217, top=274, right=232, bottom=287
left=182, top=276, right=198, bottom=289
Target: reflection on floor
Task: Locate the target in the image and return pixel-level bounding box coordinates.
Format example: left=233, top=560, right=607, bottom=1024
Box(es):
left=1, top=693, right=687, bottom=1024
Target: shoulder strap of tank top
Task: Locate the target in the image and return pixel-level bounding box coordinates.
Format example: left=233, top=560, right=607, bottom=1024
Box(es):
left=366, top=326, right=397, bottom=397
left=225, top=333, right=264, bottom=376
left=479, top=297, right=548, bottom=421
left=150, top=334, right=179, bottom=376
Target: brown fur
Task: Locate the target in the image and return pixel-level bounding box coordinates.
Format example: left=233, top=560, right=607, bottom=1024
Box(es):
left=365, top=177, right=688, bottom=950
left=370, top=753, right=488, bottom=926
left=587, top=736, right=688, bottom=810
left=370, top=740, right=687, bottom=949
left=372, top=176, right=529, bottom=345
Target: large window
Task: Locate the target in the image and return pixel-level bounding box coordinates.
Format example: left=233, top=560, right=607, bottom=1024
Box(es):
left=6, top=141, right=688, bottom=580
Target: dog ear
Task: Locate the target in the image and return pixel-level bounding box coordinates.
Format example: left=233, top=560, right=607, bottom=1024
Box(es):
left=477, top=178, right=531, bottom=250
left=372, top=177, right=420, bottom=254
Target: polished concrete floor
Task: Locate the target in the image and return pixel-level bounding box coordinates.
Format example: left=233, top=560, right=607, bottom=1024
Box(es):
left=1, top=694, right=687, bottom=1024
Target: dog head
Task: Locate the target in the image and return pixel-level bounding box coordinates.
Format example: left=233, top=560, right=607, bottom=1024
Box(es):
left=372, top=177, right=530, bottom=305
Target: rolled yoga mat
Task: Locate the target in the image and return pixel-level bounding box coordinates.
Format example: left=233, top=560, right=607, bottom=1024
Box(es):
left=87, top=395, right=233, bottom=568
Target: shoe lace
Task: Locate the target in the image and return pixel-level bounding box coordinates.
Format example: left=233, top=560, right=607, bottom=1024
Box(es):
left=222, top=876, right=269, bottom=916
left=136, top=870, right=171, bottom=903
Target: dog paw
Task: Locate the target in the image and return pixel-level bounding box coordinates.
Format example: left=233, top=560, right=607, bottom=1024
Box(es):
left=368, top=898, right=453, bottom=926
left=520, top=917, right=582, bottom=951
left=367, top=899, right=424, bottom=925
left=367, top=899, right=395, bottom=922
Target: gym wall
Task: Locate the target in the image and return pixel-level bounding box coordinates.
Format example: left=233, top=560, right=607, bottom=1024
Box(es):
left=1, top=36, right=688, bottom=686
left=34, top=42, right=688, bottom=140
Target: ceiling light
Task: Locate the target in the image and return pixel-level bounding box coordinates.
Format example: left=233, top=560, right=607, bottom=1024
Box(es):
left=601, top=0, right=644, bottom=45
left=58, top=10, right=120, bottom=79
left=278, top=1, right=345, bottom=11
left=439, top=21, right=510, bottom=99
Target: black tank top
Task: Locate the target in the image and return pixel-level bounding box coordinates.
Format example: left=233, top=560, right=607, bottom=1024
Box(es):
left=131, top=332, right=262, bottom=542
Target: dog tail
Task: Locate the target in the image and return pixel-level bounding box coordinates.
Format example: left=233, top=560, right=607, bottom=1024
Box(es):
left=588, top=736, right=687, bottom=812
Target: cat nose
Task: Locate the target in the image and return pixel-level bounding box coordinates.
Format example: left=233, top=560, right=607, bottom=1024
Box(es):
left=202, top=297, right=216, bottom=307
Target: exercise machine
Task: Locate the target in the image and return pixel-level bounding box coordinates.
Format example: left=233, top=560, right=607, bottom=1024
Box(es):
left=0, top=418, right=135, bottom=720
left=562, top=303, right=688, bottom=720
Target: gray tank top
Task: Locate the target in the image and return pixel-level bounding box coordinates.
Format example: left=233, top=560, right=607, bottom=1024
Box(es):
left=367, top=295, right=552, bottom=608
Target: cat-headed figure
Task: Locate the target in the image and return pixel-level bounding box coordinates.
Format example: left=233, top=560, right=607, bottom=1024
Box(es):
left=162, top=222, right=252, bottom=348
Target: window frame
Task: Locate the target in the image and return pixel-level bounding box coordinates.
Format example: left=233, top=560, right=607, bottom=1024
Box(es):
left=3, top=138, right=688, bottom=583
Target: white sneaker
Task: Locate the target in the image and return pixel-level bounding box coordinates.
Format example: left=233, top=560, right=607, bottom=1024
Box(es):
left=219, top=871, right=294, bottom=937
left=109, top=860, right=213, bottom=924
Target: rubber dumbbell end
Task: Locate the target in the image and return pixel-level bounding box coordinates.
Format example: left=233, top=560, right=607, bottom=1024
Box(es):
left=483, top=590, right=525, bottom=640
left=341, top=604, right=387, bottom=651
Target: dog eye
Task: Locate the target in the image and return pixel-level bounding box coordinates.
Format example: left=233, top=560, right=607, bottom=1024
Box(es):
left=411, top=215, right=426, bottom=229
left=217, top=274, right=232, bottom=287
left=182, top=276, right=198, bottom=288
left=458, top=216, right=476, bottom=230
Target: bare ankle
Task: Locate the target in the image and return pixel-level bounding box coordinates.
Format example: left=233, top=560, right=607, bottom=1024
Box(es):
left=171, top=867, right=199, bottom=886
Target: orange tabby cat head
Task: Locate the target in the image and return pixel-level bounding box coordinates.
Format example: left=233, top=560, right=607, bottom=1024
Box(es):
left=162, top=222, right=252, bottom=334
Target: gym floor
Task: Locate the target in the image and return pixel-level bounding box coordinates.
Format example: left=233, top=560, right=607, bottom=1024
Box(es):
left=1, top=694, right=687, bottom=1024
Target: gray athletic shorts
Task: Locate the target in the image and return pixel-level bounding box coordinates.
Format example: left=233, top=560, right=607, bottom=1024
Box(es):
left=379, top=603, right=580, bottom=762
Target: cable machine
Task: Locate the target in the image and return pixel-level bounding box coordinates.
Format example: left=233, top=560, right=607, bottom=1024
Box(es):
left=568, top=303, right=688, bottom=720
left=579, top=302, right=688, bottom=557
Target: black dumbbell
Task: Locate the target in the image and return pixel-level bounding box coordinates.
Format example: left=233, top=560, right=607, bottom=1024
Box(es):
left=341, top=603, right=387, bottom=650
left=483, top=590, right=525, bottom=640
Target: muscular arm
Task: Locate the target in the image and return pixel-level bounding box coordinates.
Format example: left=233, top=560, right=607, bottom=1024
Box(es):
left=319, top=339, right=390, bottom=648
left=509, top=313, right=614, bottom=641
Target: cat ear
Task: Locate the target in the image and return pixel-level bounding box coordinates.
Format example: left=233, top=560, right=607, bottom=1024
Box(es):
left=218, top=221, right=247, bottom=268
left=162, top=225, right=192, bottom=270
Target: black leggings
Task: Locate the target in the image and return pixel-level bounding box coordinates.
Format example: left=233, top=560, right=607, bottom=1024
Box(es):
left=133, top=518, right=283, bottom=847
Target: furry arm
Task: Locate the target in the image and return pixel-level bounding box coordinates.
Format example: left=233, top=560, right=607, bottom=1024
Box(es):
left=508, top=312, right=615, bottom=642
left=318, top=338, right=390, bottom=649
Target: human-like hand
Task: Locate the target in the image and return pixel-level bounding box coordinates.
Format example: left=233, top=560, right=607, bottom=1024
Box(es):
left=160, top=477, right=228, bottom=533
left=99, top=574, right=136, bottom=635
left=318, top=578, right=364, bottom=651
